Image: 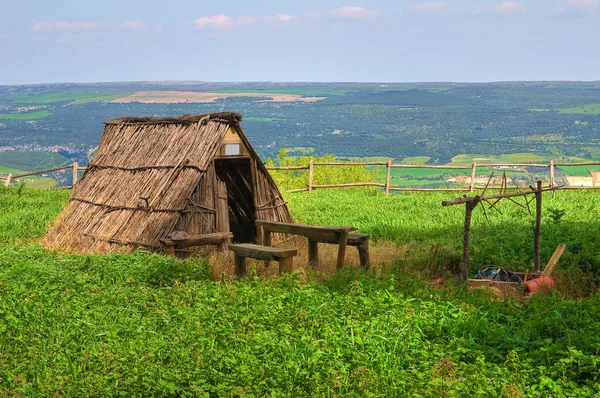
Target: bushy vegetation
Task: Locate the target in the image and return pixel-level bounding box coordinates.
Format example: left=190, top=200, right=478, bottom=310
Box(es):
left=2, top=186, right=600, bottom=396
left=265, top=149, right=380, bottom=191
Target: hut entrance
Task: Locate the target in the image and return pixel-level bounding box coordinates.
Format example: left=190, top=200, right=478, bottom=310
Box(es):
left=214, top=158, right=257, bottom=243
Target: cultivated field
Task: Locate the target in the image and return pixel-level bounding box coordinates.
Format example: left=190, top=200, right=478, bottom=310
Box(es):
left=111, top=91, right=326, bottom=104
left=1, top=186, right=600, bottom=396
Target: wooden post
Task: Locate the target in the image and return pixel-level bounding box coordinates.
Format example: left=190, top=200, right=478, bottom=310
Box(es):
left=72, top=162, right=79, bottom=186
left=308, top=239, right=319, bottom=267
left=336, top=231, right=349, bottom=269
left=470, top=162, right=477, bottom=192
left=534, top=180, right=542, bottom=272
left=262, top=229, right=272, bottom=267
left=308, top=160, right=314, bottom=193
left=358, top=240, right=371, bottom=271
left=164, top=244, right=176, bottom=257
left=462, top=199, right=477, bottom=281
left=3, top=174, right=11, bottom=187
left=234, top=253, right=246, bottom=277
left=550, top=160, right=555, bottom=196
left=385, top=160, right=391, bottom=195
left=279, top=257, right=294, bottom=274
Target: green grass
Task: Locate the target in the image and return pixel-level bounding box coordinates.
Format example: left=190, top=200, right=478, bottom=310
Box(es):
left=499, top=153, right=546, bottom=163
left=244, top=116, right=279, bottom=122
left=2, top=187, right=600, bottom=395
left=557, top=165, right=600, bottom=177
left=0, top=151, right=70, bottom=171
left=0, top=110, right=52, bottom=120
left=557, top=104, right=600, bottom=114
left=0, top=164, right=58, bottom=189
left=401, top=156, right=431, bottom=164
left=71, top=92, right=133, bottom=104
left=9, top=92, right=124, bottom=104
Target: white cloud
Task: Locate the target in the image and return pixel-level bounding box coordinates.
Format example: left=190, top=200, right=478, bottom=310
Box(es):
left=0, top=34, right=9, bottom=40
left=330, top=6, right=380, bottom=20
left=411, top=2, right=448, bottom=12
left=33, top=21, right=106, bottom=33
left=277, top=14, right=294, bottom=21
left=195, top=15, right=234, bottom=29
left=194, top=14, right=258, bottom=29
left=566, top=0, right=598, bottom=10
left=494, top=1, right=528, bottom=13
left=121, top=20, right=146, bottom=30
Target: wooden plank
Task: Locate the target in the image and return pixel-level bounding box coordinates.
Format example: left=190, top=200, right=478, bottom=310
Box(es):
left=11, top=165, right=73, bottom=179
left=313, top=162, right=388, bottom=166
left=161, top=232, right=233, bottom=248
left=265, top=166, right=310, bottom=170
left=216, top=179, right=229, bottom=233
left=542, top=243, right=566, bottom=277
left=256, top=220, right=356, bottom=242
left=229, top=243, right=297, bottom=261
left=390, top=164, right=472, bottom=170
left=312, top=183, right=386, bottom=189
left=442, top=186, right=556, bottom=206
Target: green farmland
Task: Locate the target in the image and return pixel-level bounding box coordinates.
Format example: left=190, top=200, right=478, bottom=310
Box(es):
left=1, top=185, right=600, bottom=396
left=0, top=110, right=52, bottom=120
left=557, top=104, right=600, bottom=115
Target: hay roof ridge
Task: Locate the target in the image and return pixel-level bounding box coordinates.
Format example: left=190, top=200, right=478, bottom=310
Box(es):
left=105, top=112, right=242, bottom=125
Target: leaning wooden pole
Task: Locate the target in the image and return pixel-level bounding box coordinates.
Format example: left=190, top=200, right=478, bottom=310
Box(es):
left=534, top=180, right=542, bottom=272
left=3, top=174, right=11, bottom=187
left=462, top=199, right=478, bottom=281
left=470, top=162, right=477, bottom=192
left=72, top=162, right=79, bottom=186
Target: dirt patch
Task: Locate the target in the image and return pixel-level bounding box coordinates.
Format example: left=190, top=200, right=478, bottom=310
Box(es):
left=111, top=91, right=326, bottom=104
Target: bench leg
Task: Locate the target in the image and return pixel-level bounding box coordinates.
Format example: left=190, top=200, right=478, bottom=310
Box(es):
left=164, top=244, right=176, bottom=257
left=234, top=253, right=246, bottom=277
left=336, top=231, right=349, bottom=269
left=279, top=257, right=294, bottom=274
left=217, top=239, right=229, bottom=253
left=358, top=240, right=371, bottom=270
left=308, top=239, right=319, bottom=267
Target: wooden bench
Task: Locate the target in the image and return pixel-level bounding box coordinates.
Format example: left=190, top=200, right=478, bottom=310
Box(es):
left=229, top=243, right=298, bottom=276
left=255, top=220, right=370, bottom=269
left=161, top=232, right=233, bottom=256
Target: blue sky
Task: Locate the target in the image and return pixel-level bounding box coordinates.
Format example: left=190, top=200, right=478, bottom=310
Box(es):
left=0, top=0, right=598, bottom=84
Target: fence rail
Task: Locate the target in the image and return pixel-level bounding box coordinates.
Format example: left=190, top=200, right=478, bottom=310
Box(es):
left=3, top=160, right=600, bottom=193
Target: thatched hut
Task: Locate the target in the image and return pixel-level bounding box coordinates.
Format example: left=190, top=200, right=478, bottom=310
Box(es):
left=44, top=112, right=293, bottom=253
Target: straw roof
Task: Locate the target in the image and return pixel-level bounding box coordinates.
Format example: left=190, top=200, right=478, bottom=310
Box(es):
left=44, top=111, right=289, bottom=253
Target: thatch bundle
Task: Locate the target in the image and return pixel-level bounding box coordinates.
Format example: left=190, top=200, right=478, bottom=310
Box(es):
left=44, top=112, right=293, bottom=253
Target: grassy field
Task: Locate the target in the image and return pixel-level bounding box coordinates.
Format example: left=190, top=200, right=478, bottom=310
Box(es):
left=0, top=164, right=57, bottom=189
left=212, top=89, right=354, bottom=96
left=401, top=156, right=431, bottom=164
left=1, top=187, right=600, bottom=396
left=0, top=110, right=52, bottom=120
left=8, top=92, right=125, bottom=104
left=557, top=104, right=600, bottom=114
left=0, top=151, right=70, bottom=171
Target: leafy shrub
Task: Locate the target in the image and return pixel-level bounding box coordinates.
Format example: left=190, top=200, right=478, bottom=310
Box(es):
left=266, top=148, right=381, bottom=191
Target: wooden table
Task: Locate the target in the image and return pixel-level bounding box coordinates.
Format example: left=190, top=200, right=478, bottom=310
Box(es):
left=255, top=220, right=357, bottom=269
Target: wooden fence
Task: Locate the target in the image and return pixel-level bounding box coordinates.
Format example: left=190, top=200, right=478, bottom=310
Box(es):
left=2, top=160, right=600, bottom=194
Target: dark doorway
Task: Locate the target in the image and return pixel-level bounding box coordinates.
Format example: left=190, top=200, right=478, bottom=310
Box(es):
left=214, top=158, right=257, bottom=243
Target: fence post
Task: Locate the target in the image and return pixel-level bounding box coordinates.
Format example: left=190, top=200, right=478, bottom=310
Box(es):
left=534, top=180, right=542, bottom=272
left=470, top=162, right=477, bottom=192
left=4, top=174, right=12, bottom=187
left=72, top=162, right=79, bottom=186
left=308, top=160, right=314, bottom=193
left=550, top=159, right=555, bottom=192
left=385, top=160, right=391, bottom=195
